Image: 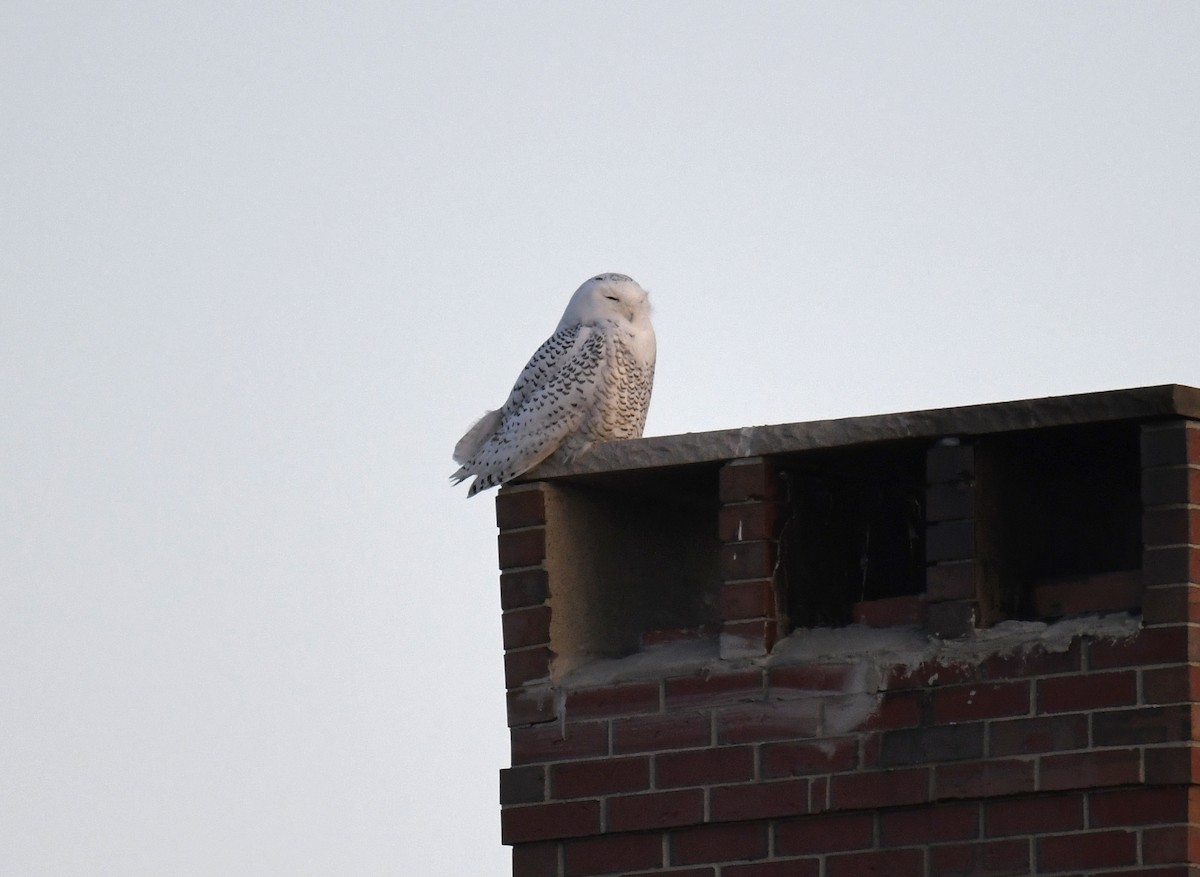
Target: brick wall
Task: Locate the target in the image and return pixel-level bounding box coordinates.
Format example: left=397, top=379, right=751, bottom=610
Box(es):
left=495, top=403, right=1199, bottom=877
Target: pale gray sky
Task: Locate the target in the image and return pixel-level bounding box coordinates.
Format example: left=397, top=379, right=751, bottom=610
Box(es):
left=2, top=3, right=1198, bottom=875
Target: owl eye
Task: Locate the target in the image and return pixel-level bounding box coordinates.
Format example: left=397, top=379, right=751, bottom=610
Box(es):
left=605, top=295, right=619, bottom=302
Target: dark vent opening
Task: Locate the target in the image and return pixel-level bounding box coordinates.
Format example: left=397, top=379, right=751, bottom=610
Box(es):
left=979, top=421, right=1142, bottom=620
left=779, top=441, right=927, bottom=629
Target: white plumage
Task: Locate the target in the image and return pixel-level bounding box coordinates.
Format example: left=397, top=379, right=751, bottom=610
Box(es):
left=451, top=273, right=656, bottom=497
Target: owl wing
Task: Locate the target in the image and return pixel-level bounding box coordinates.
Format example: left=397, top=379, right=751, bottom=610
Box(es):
left=452, top=324, right=607, bottom=496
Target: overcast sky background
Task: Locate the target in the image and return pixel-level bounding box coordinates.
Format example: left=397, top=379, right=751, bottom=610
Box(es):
left=3, top=3, right=1198, bottom=876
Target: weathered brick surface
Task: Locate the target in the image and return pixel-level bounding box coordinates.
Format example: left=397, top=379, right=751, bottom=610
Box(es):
left=656, top=746, right=754, bottom=788
left=496, top=485, right=547, bottom=531
left=502, top=605, right=551, bottom=650
left=550, top=756, right=650, bottom=799
left=500, top=568, right=549, bottom=610
left=1036, top=828, right=1138, bottom=872
left=719, top=458, right=781, bottom=503
left=497, top=527, right=546, bottom=570
left=670, top=822, right=768, bottom=865
left=774, top=811, right=875, bottom=854
left=504, top=647, right=552, bottom=689
left=606, top=789, right=704, bottom=833
left=561, top=832, right=662, bottom=877
left=511, top=841, right=558, bottom=877
left=928, top=838, right=1029, bottom=876
left=709, top=778, right=809, bottom=822
left=500, top=765, right=546, bottom=805
left=611, top=713, right=710, bottom=754
left=499, top=414, right=1200, bottom=875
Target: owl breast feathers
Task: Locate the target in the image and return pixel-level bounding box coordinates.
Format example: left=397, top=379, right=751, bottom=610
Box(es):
left=451, top=273, right=656, bottom=497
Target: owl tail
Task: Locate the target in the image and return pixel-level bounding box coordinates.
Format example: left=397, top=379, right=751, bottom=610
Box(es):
left=453, top=409, right=503, bottom=464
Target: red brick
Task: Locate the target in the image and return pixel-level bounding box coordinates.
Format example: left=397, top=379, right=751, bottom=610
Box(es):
left=1143, top=507, right=1200, bottom=547
left=640, top=625, right=718, bottom=648
left=501, top=567, right=550, bottom=610
left=878, top=724, right=985, bottom=767
left=927, top=600, right=978, bottom=637
left=926, top=560, right=977, bottom=601
left=886, top=660, right=975, bottom=689
left=508, top=686, right=558, bottom=727
left=978, top=641, right=1082, bottom=679
left=1142, top=464, right=1200, bottom=506
left=501, top=765, right=546, bottom=805
left=830, top=767, right=930, bottom=810
left=826, top=847, right=923, bottom=877
left=853, top=595, right=926, bottom=628
left=1035, top=828, right=1137, bottom=872
left=502, top=800, right=602, bottom=844
left=1142, top=824, right=1195, bottom=865
left=656, top=746, right=754, bottom=788
left=1089, top=786, right=1188, bottom=827
left=719, top=501, right=783, bottom=542
left=879, top=802, right=979, bottom=846
left=503, top=605, right=551, bottom=649
left=1092, top=704, right=1191, bottom=746
left=670, top=822, right=768, bottom=866
left=612, top=712, right=710, bottom=753
left=1039, top=748, right=1141, bottom=792
left=932, top=681, right=1030, bottom=723
left=1089, top=628, right=1190, bottom=667
left=984, top=792, right=1085, bottom=837
left=723, top=861, right=819, bottom=877
left=809, top=775, right=829, bottom=811
left=1141, top=420, right=1200, bottom=468
left=512, top=841, right=558, bottom=877
left=718, top=580, right=776, bottom=620
left=721, top=620, right=778, bottom=656
left=1144, top=664, right=1200, bottom=704
left=988, top=714, right=1088, bottom=757
left=709, top=778, right=809, bottom=822
left=720, top=459, right=780, bottom=503
left=1142, top=584, right=1200, bottom=625
left=867, top=690, right=924, bottom=729
left=565, top=682, right=660, bottom=719
left=496, top=487, right=546, bottom=530
left=1031, top=571, right=1143, bottom=618
left=551, top=756, right=650, bottom=798
left=768, top=663, right=861, bottom=696
left=775, top=811, right=875, bottom=855
left=935, top=759, right=1035, bottom=800
left=1036, top=671, right=1137, bottom=713
left=498, top=527, right=546, bottom=569
left=928, top=838, right=1030, bottom=876
left=562, top=832, right=662, bottom=877
left=505, top=647, right=552, bottom=689
left=761, top=738, right=859, bottom=778
left=606, top=789, right=704, bottom=833
left=1144, top=745, right=1200, bottom=784
left=719, top=541, right=777, bottom=581
left=716, top=702, right=822, bottom=744
left=1142, top=545, right=1200, bottom=586
left=665, top=670, right=764, bottom=709
left=511, top=721, right=608, bottom=765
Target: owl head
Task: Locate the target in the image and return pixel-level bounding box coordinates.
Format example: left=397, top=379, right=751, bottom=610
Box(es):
left=558, top=273, right=652, bottom=330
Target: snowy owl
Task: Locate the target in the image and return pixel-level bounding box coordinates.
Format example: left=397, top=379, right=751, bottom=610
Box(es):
left=451, top=273, right=656, bottom=497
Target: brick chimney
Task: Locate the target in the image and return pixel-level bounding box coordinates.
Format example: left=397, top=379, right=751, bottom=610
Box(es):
left=494, top=385, right=1200, bottom=877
